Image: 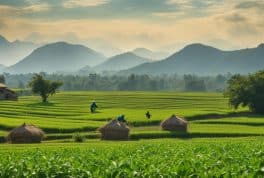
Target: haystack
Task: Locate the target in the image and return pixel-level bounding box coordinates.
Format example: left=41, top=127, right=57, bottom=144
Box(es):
left=99, top=120, right=129, bottom=140
left=7, top=123, right=45, bottom=144
left=0, top=83, right=18, bottom=101
left=161, top=115, right=188, bottom=132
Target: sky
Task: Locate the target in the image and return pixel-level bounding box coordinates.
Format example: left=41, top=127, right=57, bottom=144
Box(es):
left=0, top=0, right=264, bottom=55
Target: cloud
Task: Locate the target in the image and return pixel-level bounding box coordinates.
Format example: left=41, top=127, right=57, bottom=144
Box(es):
left=224, top=13, right=247, bottom=23
left=153, top=0, right=235, bottom=20
left=23, top=3, right=50, bottom=12
left=0, top=0, right=206, bottom=21
left=0, top=3, right=49, bottom=17
left=216, top=11, right=264, bottom=38
left=24, top=32, right=44, bottom=42
left=0, top=19, right=6, bottom=29
left=0, top=0, right=264, bottom=52
left=235, top=1, right=264, bottom=11
left=63, top=0, right=110, bottom=8
left=152, top=12, right=186, bottom=19
left=166, top=0, right=192, bottom=9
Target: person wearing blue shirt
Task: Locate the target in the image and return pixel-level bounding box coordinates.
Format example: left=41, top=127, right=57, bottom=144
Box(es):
left=117, top=114, right=126, bottom=123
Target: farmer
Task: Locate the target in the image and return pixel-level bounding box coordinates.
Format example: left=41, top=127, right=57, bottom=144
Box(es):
left=117, top=114, right=127, bottom=123
left=90, top=101, right=98, bottom=113
left=146, top=111, right=151, bottom=119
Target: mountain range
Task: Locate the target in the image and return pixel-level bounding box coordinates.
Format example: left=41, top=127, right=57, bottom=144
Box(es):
left=122, top=43, right=264, bottom=75
left=131, top=48, right=168, bottom=60
left=5, top=42, right=106, bottom=74
left=0, top=64, right=5, bottom=71
left=0, top=34, right=263, bottom=75
left=0, top=35, right=38, bottom=66
left=92, top=52, right=150, bottom=72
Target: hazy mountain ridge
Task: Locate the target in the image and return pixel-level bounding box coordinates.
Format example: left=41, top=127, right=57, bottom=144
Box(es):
left=122, top=43, right=264, bottom=75
left=92, top=52, right=151, bottom=72
left=0, top=35, right=38, bottom=66
left=1, top=34, right=264, bottom=75
left=5, top=42, right=106, bottom=74
left=132, top=48, right=169, bottom=60
left=0, top=64, right=5, bottom=72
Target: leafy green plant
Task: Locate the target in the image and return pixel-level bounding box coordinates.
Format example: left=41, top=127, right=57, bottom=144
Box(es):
left=225, top=70, right=264, bottom=114
left=0, top=139, right=263, bottom=177
left=72, top=132, right=86, bottom=143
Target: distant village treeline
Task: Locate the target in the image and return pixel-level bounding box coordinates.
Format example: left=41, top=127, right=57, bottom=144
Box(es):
left=2, top=73, right=229, bottom=92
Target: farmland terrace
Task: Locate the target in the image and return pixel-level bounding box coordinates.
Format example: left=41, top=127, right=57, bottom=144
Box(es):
left=0, top=91, right=263, bottom=142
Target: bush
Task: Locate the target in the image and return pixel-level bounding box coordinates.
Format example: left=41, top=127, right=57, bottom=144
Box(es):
left=72, top=132, right=86, bottom=143
left=225, top=70, right=264, bottom=114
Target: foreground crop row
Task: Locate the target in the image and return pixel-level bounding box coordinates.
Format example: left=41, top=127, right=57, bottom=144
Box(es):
left=0, top=138, right=263, bottom=177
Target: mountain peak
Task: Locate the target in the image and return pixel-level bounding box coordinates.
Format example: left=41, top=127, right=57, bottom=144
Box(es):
left=41, top=42, right=96, bottom=54
left=132, top=47, right=168, bottom=60
left=257, top=43, right=264, bottom=48
left=133, top=48, right=153, bottom=53
left=34, top=41, right=96, bottom=55
left=178, top=43, right=221, bottom=55
left=45, top=41, right=70, bottom=47
left=93, top=51, right=150, bottom=72
left=123, top=52, right=138, bottom=56
left=6, top=41, right=106, bottom=73
left=0, top=35, right=9, bottom=44
left=112, top=52, right=138, bottom=58
left=0, top=64, right=5, bottom=70
left=183, top=43, right=219, bottom=50
left=13, top=40, right=21, bottom=43
left=123, top=43, right=264, bottom=75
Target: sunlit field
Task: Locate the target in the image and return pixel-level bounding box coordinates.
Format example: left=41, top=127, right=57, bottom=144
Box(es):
left=1, top=91, right=264, bottom=177
left=0, top=91, right=263, bottom=141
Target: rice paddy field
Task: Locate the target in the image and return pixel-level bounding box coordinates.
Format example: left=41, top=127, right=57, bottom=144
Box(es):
left=0, top=91, right=264, bottom=177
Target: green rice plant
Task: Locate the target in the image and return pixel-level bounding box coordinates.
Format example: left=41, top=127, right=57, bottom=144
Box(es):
left=0, top=91, right=263, bottom=141
left=72, top=132, right=86, bottom=143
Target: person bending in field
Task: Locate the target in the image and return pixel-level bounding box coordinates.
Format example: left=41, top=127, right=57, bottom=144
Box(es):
left=117, top=114, right=127, bottom=123
left=90, top=101, right=98, bottom=113
left=146, top=111, right=151, bottom=119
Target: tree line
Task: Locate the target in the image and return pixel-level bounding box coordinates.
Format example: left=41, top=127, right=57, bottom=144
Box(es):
left=3, top=71, right=264, bottom=114
left=1, top=73, right=230, bottom=92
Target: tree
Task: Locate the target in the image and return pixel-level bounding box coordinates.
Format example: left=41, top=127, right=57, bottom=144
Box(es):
left=0, top=75, right=5, bottom=84
left=184, top=75, right=206, bottom=92
left=18, top=80, right=25, bottom=89
left=29, top=74, right=63, bottom=103
left=224, top=71, right=264, bottom=114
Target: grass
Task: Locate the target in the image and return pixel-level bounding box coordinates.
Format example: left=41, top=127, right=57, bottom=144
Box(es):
left=0, top=91, right=263, bottom=141
left=0, top=91, right=264, bottom=177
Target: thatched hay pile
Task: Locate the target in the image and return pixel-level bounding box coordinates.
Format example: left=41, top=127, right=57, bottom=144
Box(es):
left=161, top=115, right=188, bottom=132
left=99, top=120, right=129, bottom=140
left=0, top=83, right=18, bottom=101
left=7, top=123, right=45, bottom=144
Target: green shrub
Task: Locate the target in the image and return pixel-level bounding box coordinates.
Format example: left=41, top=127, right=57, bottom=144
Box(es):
left=72, top=132, right=86, bottom=143
left=225, top=70, right=264, bottom=114
left=0, top=139, right=263, bottom=177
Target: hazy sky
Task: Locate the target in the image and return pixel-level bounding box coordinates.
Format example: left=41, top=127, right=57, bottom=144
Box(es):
left=0, top=0, right=264, bottom=55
